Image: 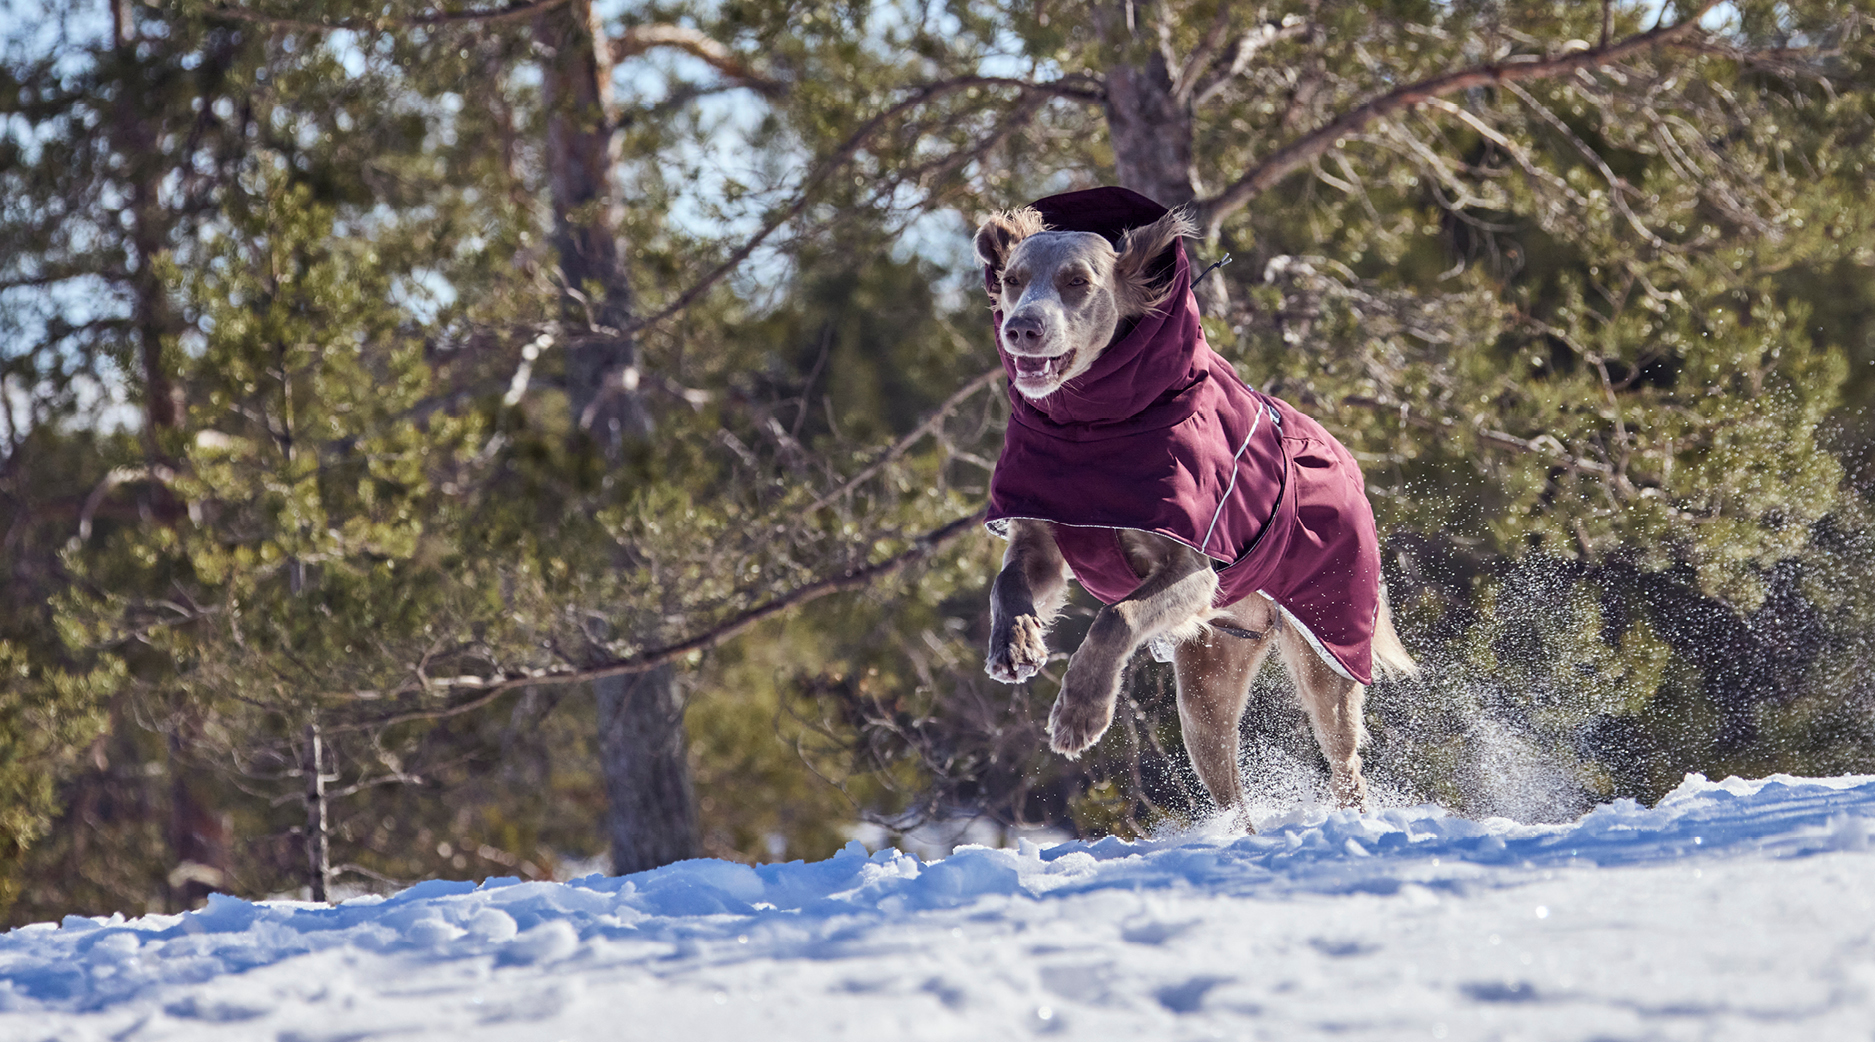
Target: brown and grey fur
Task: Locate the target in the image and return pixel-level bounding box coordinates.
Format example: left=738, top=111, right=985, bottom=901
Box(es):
left=974, top=206, right=1417, bottom=829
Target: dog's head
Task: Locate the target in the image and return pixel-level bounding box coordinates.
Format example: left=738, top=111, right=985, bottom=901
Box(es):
left=974, top=205, right=1195, bottom=400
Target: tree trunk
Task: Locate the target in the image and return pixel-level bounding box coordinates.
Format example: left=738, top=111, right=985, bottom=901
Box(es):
left=1098, top=5, right=1228, bottom=315
left=109, top=0, right=184, bottom=456
left=116, top=3, right=230, bottom=910
left=166, top=731, right=229, bottom=909
left=1105, top=53, right=1199, bottom=210
left=536, top=0, right=648, bottom=450
left=535, top=0, right=696, bottom=873
left=595, top=666, right=698, bottom=873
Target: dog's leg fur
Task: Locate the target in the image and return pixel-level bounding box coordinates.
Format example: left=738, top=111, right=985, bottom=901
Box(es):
left=1048, top=539, right=1217, bottom=757
left=1276, top=622, right=1369, bottom=810
left=986, top=519, right=1071, bottom=684
left=1171, top=595, right=1280, bottom=831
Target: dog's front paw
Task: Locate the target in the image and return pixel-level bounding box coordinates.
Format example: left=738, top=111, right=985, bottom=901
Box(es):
left=1045, top=654, right=1120, bottom=757
left=986, top=614, right=1048, bottom=683
left=1046, top=692, right=1116, bottom=758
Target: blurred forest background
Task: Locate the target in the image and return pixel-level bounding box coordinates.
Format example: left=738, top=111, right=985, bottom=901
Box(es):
left=2, top=0, right=1873, bottom=924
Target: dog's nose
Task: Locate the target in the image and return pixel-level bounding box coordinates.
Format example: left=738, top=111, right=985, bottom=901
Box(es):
left=1003, top=314, right=1046, bottom=348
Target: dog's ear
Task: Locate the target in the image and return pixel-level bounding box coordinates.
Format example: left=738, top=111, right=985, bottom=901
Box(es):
left=973, top=207, right=1048, bottom=281
left=1114, top=206, right=1197, bottom=317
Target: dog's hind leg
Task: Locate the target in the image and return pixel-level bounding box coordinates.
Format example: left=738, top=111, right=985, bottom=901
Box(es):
left=1171, top=602, right=1278, bottom=831
left=1276, top=623, right=1369, bottom=811
left=1048, top=539, right=1215, bottom=758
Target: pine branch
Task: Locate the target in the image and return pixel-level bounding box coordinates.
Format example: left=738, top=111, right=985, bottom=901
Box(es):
left=1195, top=1, right=1722, bottom=234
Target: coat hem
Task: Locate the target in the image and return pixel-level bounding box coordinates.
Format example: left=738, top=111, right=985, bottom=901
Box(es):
left=1261, top=590, right=1363, bottom=684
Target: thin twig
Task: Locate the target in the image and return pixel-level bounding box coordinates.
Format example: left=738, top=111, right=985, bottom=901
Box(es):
left=1417, top=96, right=1588, bottom=207
left=805, top=364, right=1002, bottom=514
left=78, top=465, right=176, bottom=541
left=331, top=862, right=415, bottom=887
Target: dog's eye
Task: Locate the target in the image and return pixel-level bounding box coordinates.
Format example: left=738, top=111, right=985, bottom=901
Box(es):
left=1002, top=275, right=1021, bottom=289
left=1068, top=275, right=1089, bottom=287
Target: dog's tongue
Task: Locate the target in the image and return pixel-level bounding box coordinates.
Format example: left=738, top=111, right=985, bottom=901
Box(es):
left=1012, top=354, right=1051, bottom=375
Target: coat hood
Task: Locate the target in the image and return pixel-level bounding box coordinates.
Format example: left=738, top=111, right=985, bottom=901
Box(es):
left=985, top=187, right=1207, bottom=429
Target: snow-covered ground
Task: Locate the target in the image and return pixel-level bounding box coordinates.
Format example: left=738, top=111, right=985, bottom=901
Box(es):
left=5, top=773, right=1875, bottom=1041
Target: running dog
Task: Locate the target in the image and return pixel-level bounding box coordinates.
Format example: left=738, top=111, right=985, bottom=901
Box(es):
left=974, top=187, right=1415, bottom=828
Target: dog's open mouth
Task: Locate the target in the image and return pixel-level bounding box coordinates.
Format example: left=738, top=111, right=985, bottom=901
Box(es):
left=1010, top=349, right=1075, bottom=387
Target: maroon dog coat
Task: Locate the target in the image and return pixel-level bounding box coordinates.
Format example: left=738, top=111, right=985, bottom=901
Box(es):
left=983, top=187, right=1383, bottom=684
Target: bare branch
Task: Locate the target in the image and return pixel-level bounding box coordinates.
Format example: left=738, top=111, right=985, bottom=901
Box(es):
left=338, top=508, right=990, bottom=729
left=1195, top=1, right=1722, bottom=234
left=205, top=0, right=568, bottom=32
left=78, top=464, right=176, bottom=542
left=897, top=88, right=1052, bottom=194
left=611, top=24, right=781, bottom=93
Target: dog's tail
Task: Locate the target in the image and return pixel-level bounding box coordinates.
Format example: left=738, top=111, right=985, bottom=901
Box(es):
left=1370, top=585, right=1420, bottom=681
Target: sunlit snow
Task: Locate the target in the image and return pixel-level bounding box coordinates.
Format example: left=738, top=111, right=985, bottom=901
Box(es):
left=5, top=773, right=1874, bottom=1040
